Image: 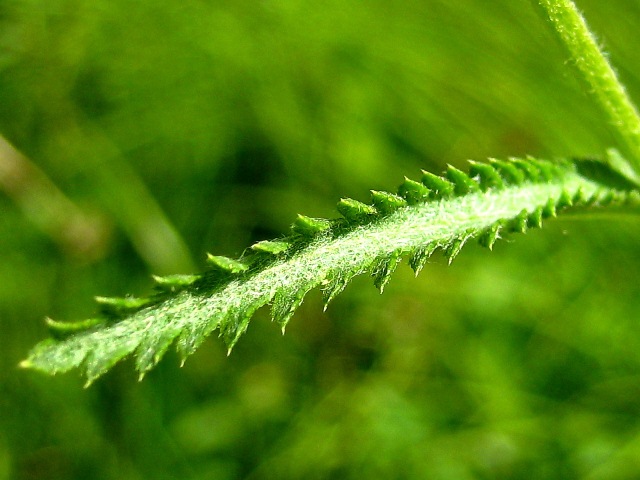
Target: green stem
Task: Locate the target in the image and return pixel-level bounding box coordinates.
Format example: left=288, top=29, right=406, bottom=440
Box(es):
left=533, top=0, right=640, bottom=184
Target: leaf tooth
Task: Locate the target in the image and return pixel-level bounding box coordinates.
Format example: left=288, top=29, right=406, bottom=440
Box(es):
left=408, top=243, right=438, bottom=276
left=45, top=317, right=106, bottom=339
left=398, top=177, right=431, bottom=204
left=206, top=254, right=248, bottom=273
left=594, top=189, right=615, bottom=206
left=420, top=171, right=454, bottom=198
left=573, top=187, right=593, bottom=205
left=152, top=274, right=199, bottom=292
left=221, top=304, right=264, bottom=353
left=337, top=198, right=377, bottom=222
left=507, top=209, right=529, bottom=233
left=94, top=296, right=152, bottom=317
left=291, top=214, right=331, bottom=237
left=271, top=285, right=313, bottom=330
left=372, top=251, right=403, bottom=293
left=250, top=240, right=290, bottom=255
left=135, top=325, right=182, bottom=376
left=527, top=206, right=544, bottom=229
left=443, top=232, right=472, bottom=264
left=489, top=158, right=526, bottom=185
left=222, top=321, right=244, bottom=353
left=478, top=222, right=502, bottom=250
left=615, top=191, right=632, bottom=205
left=446, top=164, right=480, bottom=195
left=626, top=190, right=640, bottom=205
left=321, top=275, right=350, bottom=310
left=614, top=190, right=634, bottom=205
left=468, top=160, right=504, bottom=191
left=543, top=198, right=557, bottom=218
left=526, top=157, right=558, bottom=181
left=510, top=157, right=541, bottom=181
left=176, top=314, right=225, bottom=363
left=557, top=190, right=574, bottom=209
left=83, top=336, right=140, bottom=387
left=370, top=190, right=408, bottom=215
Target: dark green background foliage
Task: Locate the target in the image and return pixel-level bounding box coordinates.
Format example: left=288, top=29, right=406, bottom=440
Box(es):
left=1, top=0, right=640, bottom=478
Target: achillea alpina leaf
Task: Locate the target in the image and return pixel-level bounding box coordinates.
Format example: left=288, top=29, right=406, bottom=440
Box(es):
left=22, top=157, right=640, bottom=385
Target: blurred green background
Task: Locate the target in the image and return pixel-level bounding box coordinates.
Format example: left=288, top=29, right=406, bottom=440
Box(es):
left=1, top=0, right=640, bottom=478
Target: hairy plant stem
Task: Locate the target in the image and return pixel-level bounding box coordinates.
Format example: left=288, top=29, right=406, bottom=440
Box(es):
left=533, top=0, right=640, bottom=184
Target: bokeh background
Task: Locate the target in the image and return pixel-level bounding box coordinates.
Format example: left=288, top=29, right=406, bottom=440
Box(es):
left=2, top=0, right=640, bottom=478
